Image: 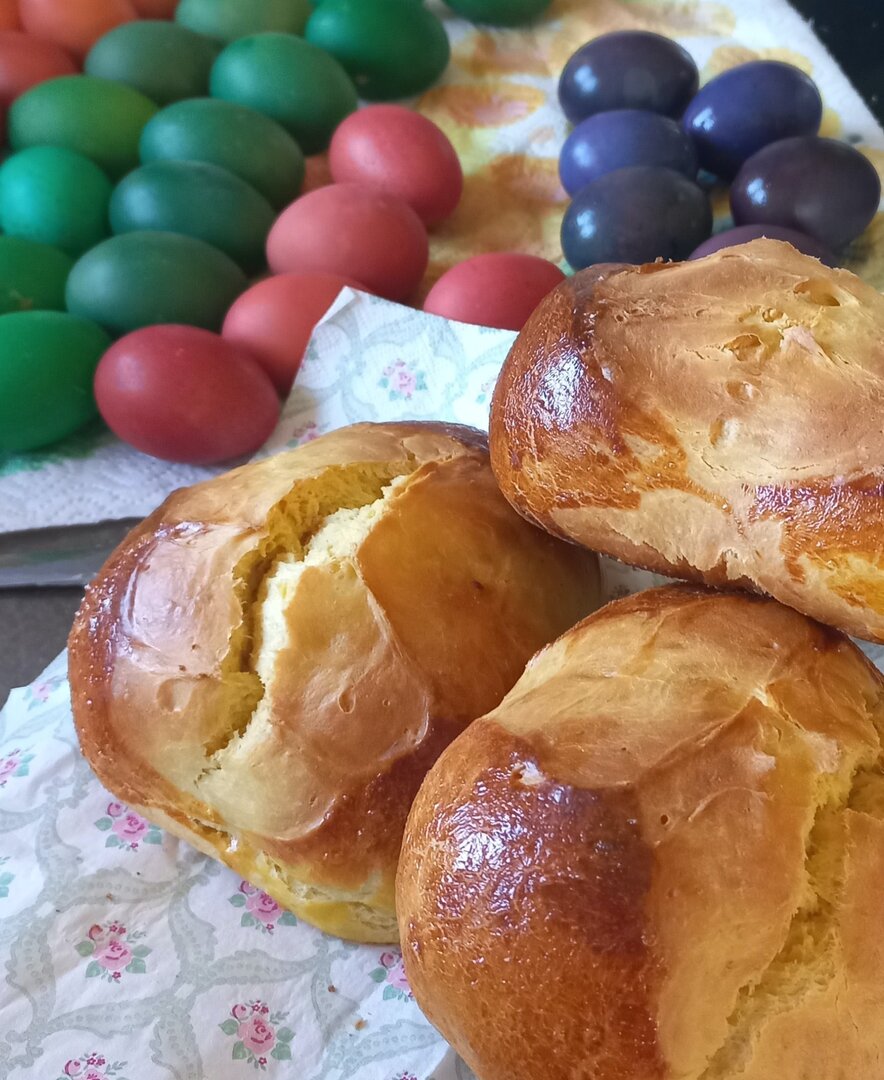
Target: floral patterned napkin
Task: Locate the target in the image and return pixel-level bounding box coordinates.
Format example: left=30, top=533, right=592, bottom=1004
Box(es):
left=5, top=601, right=884, bottom=1078
left=257, top=289, right=515, bottom=458
left=0, top=652, right=471, bottom=1080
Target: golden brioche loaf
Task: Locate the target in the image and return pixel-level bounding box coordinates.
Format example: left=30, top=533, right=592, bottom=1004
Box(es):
left=491, top=239, right=884, bottom=641
left=398, top=586, right=884, bottom=1080
left=69, top=422, right=600, bottom=943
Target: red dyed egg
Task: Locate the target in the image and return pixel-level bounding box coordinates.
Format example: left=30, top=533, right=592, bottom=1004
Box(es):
left=95, top=324, right=280, bottom=464
left=423, top=253, right=566, bottom=331
left=266, top=182, right=428, bottom=302
left=223, top=271, right=365, bottom=395
left=329, top=105, right=463, bottom=226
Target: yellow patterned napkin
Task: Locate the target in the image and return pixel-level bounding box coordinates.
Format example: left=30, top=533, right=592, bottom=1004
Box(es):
left=410, top=0, right=884, bottom=292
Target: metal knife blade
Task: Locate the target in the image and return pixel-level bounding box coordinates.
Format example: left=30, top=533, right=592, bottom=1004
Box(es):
left=0, top=520, right=140, bottom=588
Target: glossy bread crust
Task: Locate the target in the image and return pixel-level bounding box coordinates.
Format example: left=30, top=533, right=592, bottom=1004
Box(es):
left=398, top=586, right=884, bottom=1080
left=69, top=421, right=600, bottom=943
left=490, top=239, right=884, bottom=641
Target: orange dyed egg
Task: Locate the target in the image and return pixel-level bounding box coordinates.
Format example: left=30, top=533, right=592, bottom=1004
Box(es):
left=132, top=0, right=178, bottom=15
left=0, top=31, right=78, bottom=107
left=0, top=0, right=20, bottom=30
left=20, top=0, right=136, bottom=59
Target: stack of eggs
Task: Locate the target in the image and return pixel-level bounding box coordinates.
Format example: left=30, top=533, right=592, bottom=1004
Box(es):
left=0, top=0, right=565, bottom=465
left=0, top=0, right=461, bottom=462
left=557, top=30, right=881, bottom=270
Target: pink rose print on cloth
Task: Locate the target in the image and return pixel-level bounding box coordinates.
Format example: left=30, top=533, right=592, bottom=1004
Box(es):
left=219, top=1001, right=294, bottom=1068
left=229, top=881, right=297, bottom=933
left=290, top=421, right=320, bottom=446
left=27, top=672, right=65, bottom=709
left=56, top=1052, right=128, bottom=1079
left=369, top=950, right=413, bottom=1002
left=379, top=359, right=428, bottom=402
left=94, top=802, right=162, bottom=852
left=0, top=747, right=34, bottom=787
left=74, top=922, right=151, bottom=984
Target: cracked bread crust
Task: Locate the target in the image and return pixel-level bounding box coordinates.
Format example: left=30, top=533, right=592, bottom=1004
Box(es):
left=68, top=421, right=600, bottom=943
left=490, top=238, right=884, bottom=642
left=397, top=586, right=884, bottom=1079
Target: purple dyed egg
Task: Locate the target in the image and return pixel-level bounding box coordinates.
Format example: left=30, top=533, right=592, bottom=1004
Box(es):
left=730, top=136, right=881, bottom=250
left=558, top=31, right=698, bottom=124
left=559, top=109, right=697, bottom=195
left=682, top=61, right=822, bottom=179
left=689, top=224, right=836, bottom=265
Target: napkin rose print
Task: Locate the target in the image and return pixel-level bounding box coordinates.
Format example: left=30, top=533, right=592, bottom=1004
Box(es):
left=0, top=856, right=12, bottom=900
left=379, top=359, right=427, bottom=402
left=229, top=881, right=297, bottom=933
left=219, top=1001, right=293, bottom=1067
left=0, top=747, right=34, bottom=786
left=369, top=951, right=413, bottom=1002
left=291, top=421, right=320, bottom=446
left=27, top=672, right=66, bottom=709
left=75, top=922, right=151, bottom=983
left=94, top=802, right=162, bottom=851
left=56, top=1052, right=128, bottom=1079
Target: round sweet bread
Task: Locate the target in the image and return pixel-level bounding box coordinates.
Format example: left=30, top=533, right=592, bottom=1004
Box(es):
left=398, top=585, right=884, bottom=1078
left=69, top=421, right=599, bottom=942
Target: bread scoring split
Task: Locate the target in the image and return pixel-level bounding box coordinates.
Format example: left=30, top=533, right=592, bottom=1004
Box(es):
left=70, top=422, right=600, bottom=941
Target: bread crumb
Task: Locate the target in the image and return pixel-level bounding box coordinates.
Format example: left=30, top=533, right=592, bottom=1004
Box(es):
left=354, top=1019, right=366, bottom=1030
left=328, top=984, right=337, bottom=993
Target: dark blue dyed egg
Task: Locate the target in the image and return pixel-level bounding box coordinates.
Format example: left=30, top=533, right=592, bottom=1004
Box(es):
left=561, top=164, right=712, bottom=269
left=730, top=136, right=881, bottom=250
left=682, top=61, right=822, bottom=179
left=689, top=224, right=836, bottom=265
left=558, top=31, right=698, bottom=124
left=559, top=109, right=697, bottom=195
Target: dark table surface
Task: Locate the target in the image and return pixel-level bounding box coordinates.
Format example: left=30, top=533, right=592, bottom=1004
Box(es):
left=794, top=0, right=884, bottom=124
left=1, top=0, right=883, bottom=706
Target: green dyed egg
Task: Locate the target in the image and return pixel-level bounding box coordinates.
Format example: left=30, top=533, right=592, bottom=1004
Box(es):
left=140, top=98, right=304, bottom=209
left=176, top=0, right=310, bottom=41
left=9, top=76, right=159, bottom=179
left=0, top=236, right=73, bottom=315
left=442, top=0, right=551, bottom=24
left=66, top=231, right=247, bottom=335
left=85, top=20, right=221, bottom=106
left=110, top=161, right=275, bottom=272
left=210, top=33, right=357, bottom=154
left=0, top=311, right=110, bottom=452
left=0, top=146, right=112, bottom=257
left=305, top=0, right=450, bottom=100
